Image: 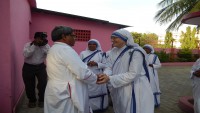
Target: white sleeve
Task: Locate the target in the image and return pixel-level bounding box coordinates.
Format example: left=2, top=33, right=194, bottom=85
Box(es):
left=97, top=62, right=106, bottom=69
left=102, top=53, right=112, bottom=76
left=191, top=59, right=200, bottom=78
left=153, top=56, right=161, bottom=69
left=109, top=51, right=143, bottom=88
left=41, top=44, right=50, bottom=54
left=61, top=48, right=97, bottom=84
left=23, top=42, right=36, bottom=58
left=79, top=51, right=84, bottom=60
left=97, top=53, right=107, bottom=69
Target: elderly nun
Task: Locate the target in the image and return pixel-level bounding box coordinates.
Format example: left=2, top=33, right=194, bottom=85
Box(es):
left=98, top=29, right=154, bottom=113
left=143, top=44, right=161, bottom=107
left=80, top=39, right=108, bottom=112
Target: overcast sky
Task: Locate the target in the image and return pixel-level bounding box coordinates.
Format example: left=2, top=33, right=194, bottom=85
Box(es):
left=36, top=0, right=192, bottom=35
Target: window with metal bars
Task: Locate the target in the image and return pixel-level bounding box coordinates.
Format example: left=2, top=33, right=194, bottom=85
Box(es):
left=73, top=29, right=91, bottom=41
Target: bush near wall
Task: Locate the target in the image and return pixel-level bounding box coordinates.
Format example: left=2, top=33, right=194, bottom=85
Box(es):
left=177, top=49, right=193, bottom=62
left=154, top=48, right=200, bottom=62
left=193, top=54, right=200, bottom=61
left=155, top=50, right=170, bottom=62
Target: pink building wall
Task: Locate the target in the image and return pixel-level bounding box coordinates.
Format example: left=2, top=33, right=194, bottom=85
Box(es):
left=0, top=0, right=127, bottom=112
left=0, top=1, right=12, bottom=112
left=31, top=10, right=123, bottom=54
left=0, top=0, right=33, bottom=113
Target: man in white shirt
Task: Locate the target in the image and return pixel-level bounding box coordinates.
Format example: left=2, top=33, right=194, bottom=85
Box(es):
left=22, top=32, right=50, bottom=108
left=44, top=26, right=97, bottom=113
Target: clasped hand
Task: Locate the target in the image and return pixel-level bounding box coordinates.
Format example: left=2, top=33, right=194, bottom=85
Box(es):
left=149, top=64, right=153, bottom=67
left=87, top=61, right=98, bottom=67
left=96, top=74, right=109, bottom=84
left=194, top=69, right=200, bottom=77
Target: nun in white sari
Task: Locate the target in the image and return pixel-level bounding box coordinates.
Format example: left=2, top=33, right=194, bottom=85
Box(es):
left=80, top=39, right=108, bottom=111
left=190, top=59, right=200, bottom=113
left=100, top=29, right=154, bottom=113
left=143, top=44, right=161, bottom=107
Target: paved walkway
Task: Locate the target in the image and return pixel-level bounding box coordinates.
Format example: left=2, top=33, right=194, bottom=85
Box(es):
left=16, top=65, right=193, bottom=113
left=155, top=66, right=192, bottom=113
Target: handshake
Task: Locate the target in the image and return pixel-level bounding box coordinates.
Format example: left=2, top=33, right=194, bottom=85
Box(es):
left=96, top=74, right=110, bottom=84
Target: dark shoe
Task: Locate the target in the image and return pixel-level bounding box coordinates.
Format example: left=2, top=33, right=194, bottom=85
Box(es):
left=28, top=102, right=36, bottom=108
left=38, top=102, right=44, bottom=108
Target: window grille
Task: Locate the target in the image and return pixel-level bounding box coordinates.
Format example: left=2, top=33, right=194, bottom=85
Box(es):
left=73, top=29, right=91, bottom=41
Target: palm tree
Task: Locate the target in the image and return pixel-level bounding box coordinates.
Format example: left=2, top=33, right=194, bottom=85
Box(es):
left=154, top=0, right=200, bottom=31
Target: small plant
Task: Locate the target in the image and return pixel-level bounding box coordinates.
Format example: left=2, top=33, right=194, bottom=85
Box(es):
left=177, top=49, right=192, bottom=62
left=155, top=50, right=170, bottom=62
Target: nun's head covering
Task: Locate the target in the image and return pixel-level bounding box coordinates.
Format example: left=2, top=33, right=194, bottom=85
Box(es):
left=143, top=44, right=155, bottom=53
left=111, top=29, right=135, bottom=46
left=86, top=39, right=102, bottom=51
left=111, top=29, right=151, bottom=81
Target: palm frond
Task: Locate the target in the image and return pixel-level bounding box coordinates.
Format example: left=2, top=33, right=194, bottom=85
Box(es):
left=154, top=0, right=200, bottom=31
left=157, top=0, right=174, bottom=7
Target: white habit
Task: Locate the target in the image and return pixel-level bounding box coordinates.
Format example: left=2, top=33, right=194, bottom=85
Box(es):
left=104, top=29, right=154, bottom=113
left=44, top=42, right=97, bottom=113
left=144, top=44, right=161, bottom=107
left=191, top=58, right=200, bottom=113
left=80, top=39, right=108, bottom=111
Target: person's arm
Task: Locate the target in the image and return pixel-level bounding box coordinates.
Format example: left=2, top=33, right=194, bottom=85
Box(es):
left=97, top=61, right=107, bottom=69
left=83, top=52, right=107, bottom=68
left=102, top=53, right=112, bottom=76
left=109, top=51, right=143, bottom=88
left=23, top=42, right=36, bottom=58
left=94, top=53, right=107, bottom=69
left=79, top=51, right=84, bottom=60
left=152, top=56, right=161, bottom=69
left=61, top=48, right=97, bottom=84
left=193, top=70, right=200, bottom=77
left=41, top=44, right=50, bottom=54
left=191, top=59, right=200, bottom=78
